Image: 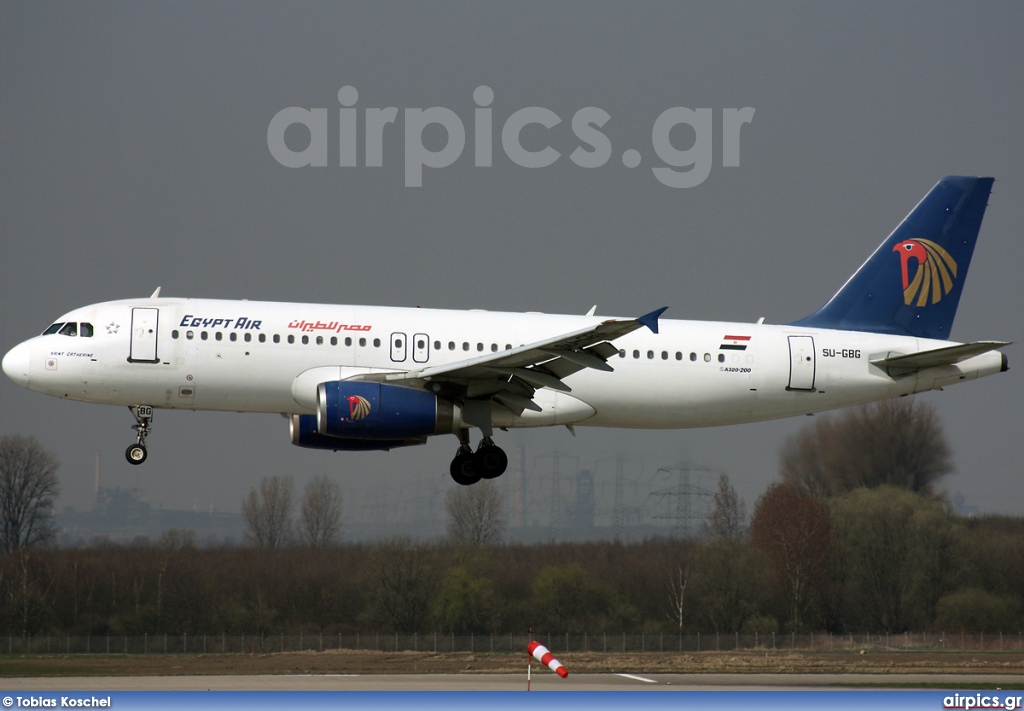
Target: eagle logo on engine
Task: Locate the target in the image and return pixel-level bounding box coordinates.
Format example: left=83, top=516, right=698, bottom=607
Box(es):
left=346, top=395, right=371, bottom=421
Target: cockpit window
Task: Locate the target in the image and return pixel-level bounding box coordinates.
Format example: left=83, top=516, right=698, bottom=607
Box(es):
left=59, top=322, right=78, bottom=337
left=43, top=323, right=64, bottom=335
left=80, top=323, right=94, bottom=337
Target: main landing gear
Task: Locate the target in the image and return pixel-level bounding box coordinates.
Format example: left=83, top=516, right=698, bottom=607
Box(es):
left=125, top=405, right=154, bottom=465
left=449, top=432, right=509, bottom=486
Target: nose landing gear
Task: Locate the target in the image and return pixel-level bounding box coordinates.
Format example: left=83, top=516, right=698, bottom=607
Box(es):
left=125, top=405, right=153, bottom=465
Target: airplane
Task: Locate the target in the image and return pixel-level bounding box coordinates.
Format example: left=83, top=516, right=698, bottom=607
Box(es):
left=2, top=176, right=1010, bottom=486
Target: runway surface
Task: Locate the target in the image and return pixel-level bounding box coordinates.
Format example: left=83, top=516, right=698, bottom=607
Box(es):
left=4, top=672, right=1022, bottom=691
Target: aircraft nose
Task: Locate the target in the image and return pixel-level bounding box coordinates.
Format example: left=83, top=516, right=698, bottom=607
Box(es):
left=2, top=341, right=31, bottom=388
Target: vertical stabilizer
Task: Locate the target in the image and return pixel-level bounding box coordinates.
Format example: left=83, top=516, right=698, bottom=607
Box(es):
left=789, top=176, right=993, bottom=339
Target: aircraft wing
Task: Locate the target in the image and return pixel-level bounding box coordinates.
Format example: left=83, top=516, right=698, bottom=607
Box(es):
left=356, top=307, right=667, bottom=414
left=870, top=341, right=1010, bottom=375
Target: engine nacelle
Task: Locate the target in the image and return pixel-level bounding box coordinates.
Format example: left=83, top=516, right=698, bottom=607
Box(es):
left=317, top=380, right=457, bottom=440
left=289, top=414, right=427, bottom=451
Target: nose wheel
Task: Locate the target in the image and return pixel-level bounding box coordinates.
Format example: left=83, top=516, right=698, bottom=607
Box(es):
left=448, top=433, right=508, bottom=485
left=125, top=405, right=154, bottom=465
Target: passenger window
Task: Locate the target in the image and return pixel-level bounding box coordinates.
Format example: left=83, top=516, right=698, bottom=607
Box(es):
left=505, top=344, right=512, bottom=350
left=59, top=323, right=77, bottom=337
left=491, top=343, right=498, bottom=352
left=80, top=323, right=94, bottom=337
left=690, top=352, right=697, bottom=362
left=345, top=337, right=352, bottom=346
left=43, top=323, right=64, bottom=335
left=186, top=331, right=194, bottom=340
left=172, top=330, right=179, bottom=339
left=619, top=349, right=625, bottom=358
left=244, top=333, right=252, bottom=343
left=200, top=331, right=208, bottom=341
left=675, top=352, right=682, bottom=361
left=373, top=338, right=381, bottom=347
left=301, top=335, right=309, bottom=345
left=230, top=332, right=237, bottom=342
left=331, top=337, right=337, bottom=346
left=449, top=342, right=456, bottom=351
left=661, top=351, right=668, bottom=360
left=477, top=343, right=484, bottom=352
left=259, top=334, right=266, bottom=343
left=418, top=340, right=426, bottom=349
left=704, top=353, right=711, bottom=362
left=215, top=332, right=223, bottom=341
left=395, top=339, right=403, bottom=349
left=647, top=351, right=654, bottom=359
left=463, top=342, right=469, bottom=351
left=718, top=353, right=725, bottom=363
left=633, top=350, right=640, bottom=359
left=288, top=335, right=295, bottom=344
left=273, top=334, right=281, bottom=344
left=316, top=336, right=323, bottom=345
left=359, top=338, right=366, bottom=347
left=433, top=340, right=441, bottom=350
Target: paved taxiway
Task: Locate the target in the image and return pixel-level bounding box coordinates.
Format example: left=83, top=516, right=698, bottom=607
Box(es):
left=5, top=673, right=1023, bottom=690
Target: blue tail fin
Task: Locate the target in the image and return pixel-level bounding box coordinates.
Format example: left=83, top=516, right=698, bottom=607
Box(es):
left=789, top=176, right=994, bottom=339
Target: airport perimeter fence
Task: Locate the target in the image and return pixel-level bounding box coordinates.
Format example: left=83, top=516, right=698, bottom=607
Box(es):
left=5, top=631, right=1024, bottom=656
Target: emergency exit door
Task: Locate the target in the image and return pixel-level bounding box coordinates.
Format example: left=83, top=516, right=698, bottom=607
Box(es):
left=787, top=335, right=816, bottom=391
left=129, top=308, right=160, bottom=363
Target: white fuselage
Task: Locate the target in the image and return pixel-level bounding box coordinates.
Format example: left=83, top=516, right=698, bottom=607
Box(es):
left=6, top=297, right=1006, bottom=431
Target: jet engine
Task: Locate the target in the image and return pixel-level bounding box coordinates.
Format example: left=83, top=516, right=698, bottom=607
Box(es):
left=316, top=380, right=458, bottom=440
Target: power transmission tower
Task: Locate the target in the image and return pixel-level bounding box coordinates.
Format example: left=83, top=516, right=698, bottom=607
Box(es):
left=651, top=466, right=714, bottom=538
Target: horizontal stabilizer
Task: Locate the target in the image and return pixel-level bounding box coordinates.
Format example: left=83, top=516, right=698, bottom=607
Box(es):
left=871, top=341, right=1010, bottom=374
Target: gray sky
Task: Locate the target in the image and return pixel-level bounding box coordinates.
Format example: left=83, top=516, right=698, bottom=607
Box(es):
left=2, top=2, right=1022, bottom=528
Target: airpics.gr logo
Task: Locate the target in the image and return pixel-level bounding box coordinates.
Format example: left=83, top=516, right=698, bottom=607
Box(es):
left=893, top=238, right=958, bottom=307
left=267, top=85, right=755, bottom=188
left=346, top=395, right=371, bottom=422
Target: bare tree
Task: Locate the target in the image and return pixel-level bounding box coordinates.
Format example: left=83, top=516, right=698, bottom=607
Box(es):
left=445, top=481, right=505, bottom=545
left=780, top=398, right=953, bottom=498
left=0, top=435, right=60, bottom=554
left=702, top=473, right=747, bottom=538
left=241, top=475, right=294, bottom=548
left=666, top=565, right=689, bottom=633
left=299, top=474, right=343, bottom=548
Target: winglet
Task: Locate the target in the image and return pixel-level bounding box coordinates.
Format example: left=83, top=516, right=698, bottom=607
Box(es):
left=149, top=287, right=162, bottom=299
left=636, top=307, right=668, bottom=334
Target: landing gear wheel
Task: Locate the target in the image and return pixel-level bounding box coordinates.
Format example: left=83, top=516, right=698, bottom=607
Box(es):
left=450, top=449, right=481, bottom=486
left=477, top=444, right=508, bottom=479
left=127, top=405, right=154, bottom=465
left=125, top=443, right=148, bottom=465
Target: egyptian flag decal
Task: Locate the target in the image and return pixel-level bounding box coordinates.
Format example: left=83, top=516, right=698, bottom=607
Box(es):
left=720, top=335, right=751, bottom=351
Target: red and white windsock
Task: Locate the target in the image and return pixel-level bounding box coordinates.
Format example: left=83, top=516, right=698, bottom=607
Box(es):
left=527, top=640, right=569, bottom=678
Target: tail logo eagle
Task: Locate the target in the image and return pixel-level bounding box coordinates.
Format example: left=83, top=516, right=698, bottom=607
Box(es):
left=893, top=238, right=958, bottom=307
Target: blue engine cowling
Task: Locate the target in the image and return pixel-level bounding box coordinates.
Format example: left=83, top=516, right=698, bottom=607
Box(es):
left=289, top=414, right=426, bottom=451
left=316, top=380, right=457, bottom=440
